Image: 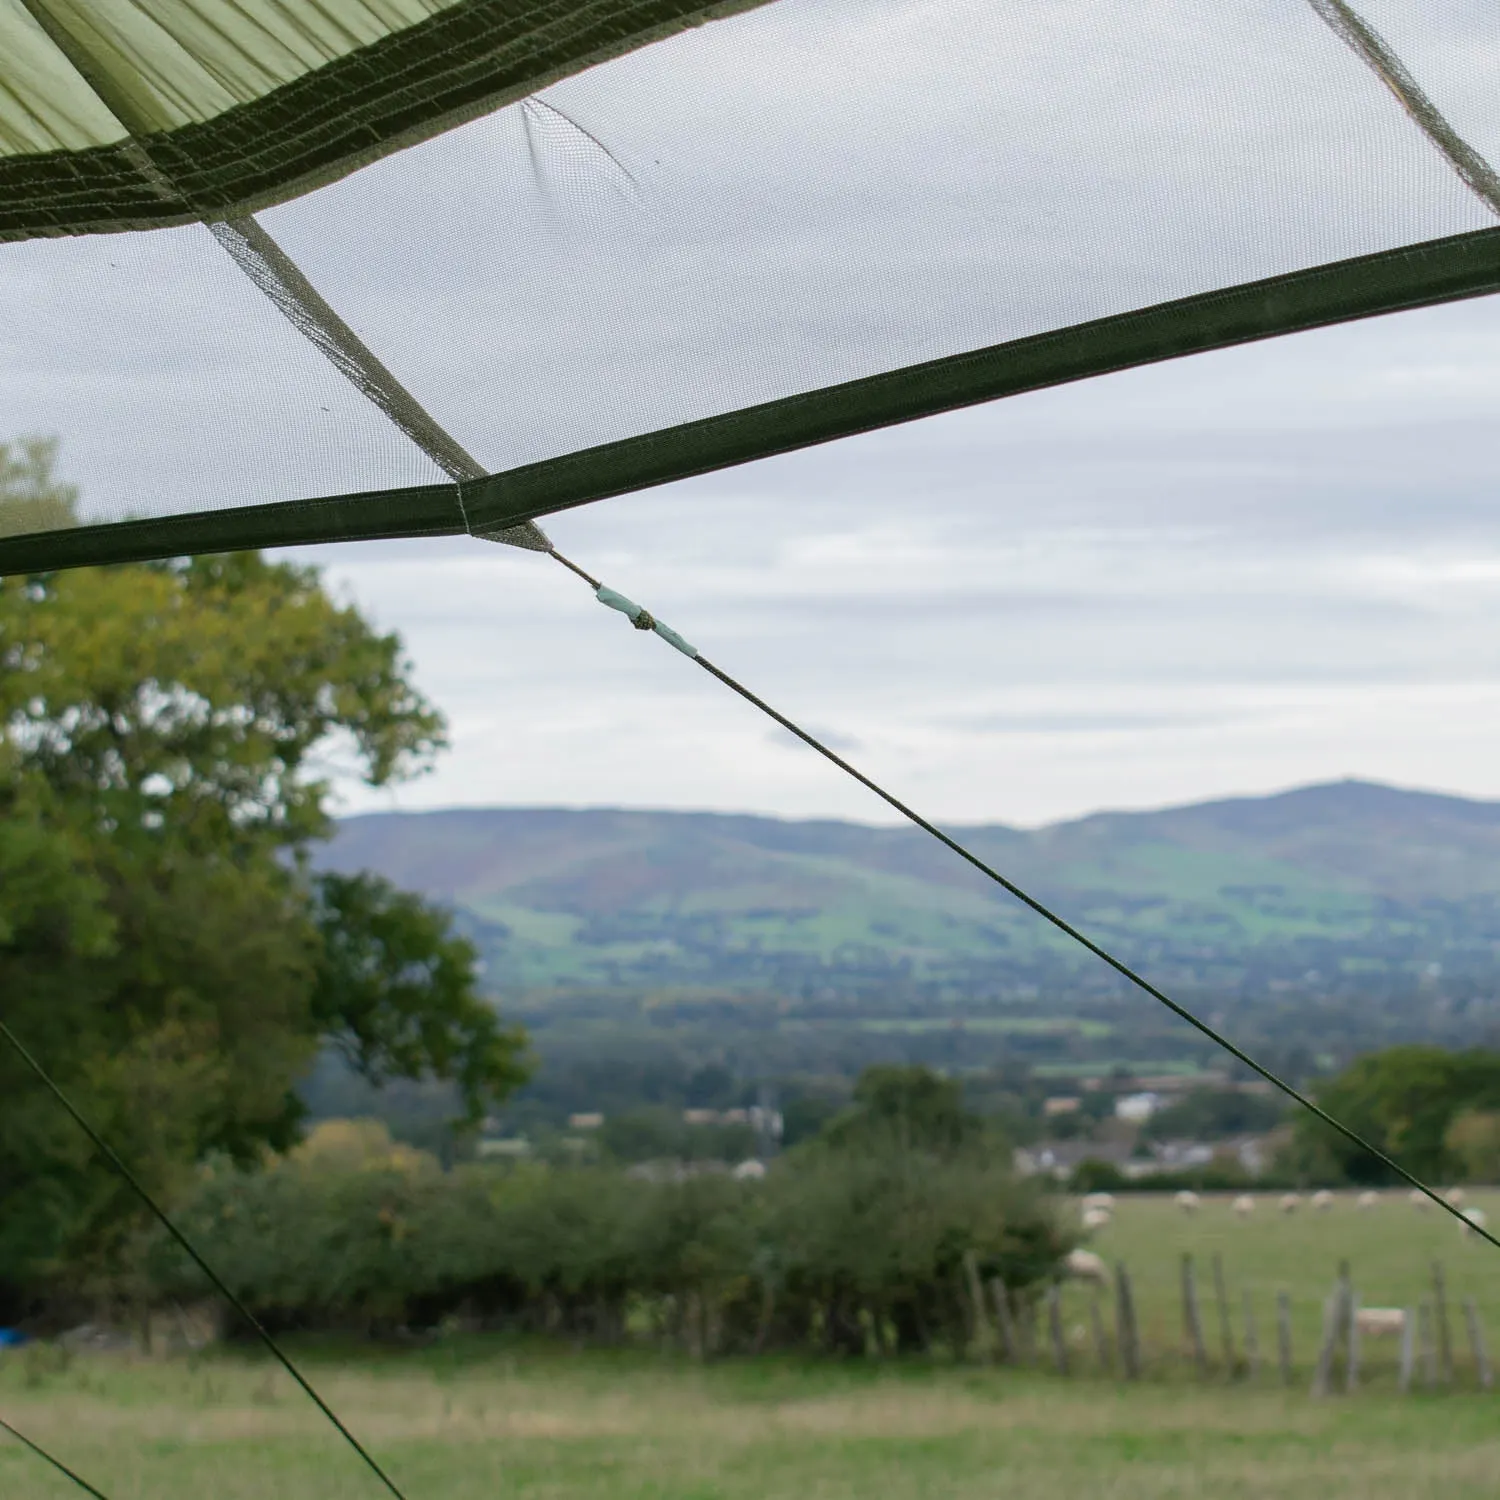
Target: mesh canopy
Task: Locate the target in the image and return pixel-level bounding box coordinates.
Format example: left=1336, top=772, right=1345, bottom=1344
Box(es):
left=3, top=0, right=1500, bottom=570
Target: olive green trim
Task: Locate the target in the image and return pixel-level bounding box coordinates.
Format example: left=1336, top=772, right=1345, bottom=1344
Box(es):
left=4, top=224, right=1499, bottom=575
left=466, top=225, right=1500, bottom=527
left=0, top=483, right=463, bottom=573
left=0, top=0, right=766, bottom=241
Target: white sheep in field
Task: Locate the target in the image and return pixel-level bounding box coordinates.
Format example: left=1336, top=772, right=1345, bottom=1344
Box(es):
left=1357, top=1190, right=1380, bottom=1210
left=1446, top=1188, right=1467, bottom=1209
left=1081, top=1207, right=1113, bottom=1232
left=1278, top=1193, right=1301, bottom=1214
left=1082, top=1192, right=1116, bottom=1211
left=1460, top=1207, right=1488, bottom=1238
left=1231, top=1194, right=1255, bottom=1219
left=1355, top=1307, right=1407, bottom=1338
left=1311, top=1189, right=1334, bottom=1212
left=1409, top=1190, right=1429, bottom=1211
left=1064, top=1248, right=1111, bottom=1287
left=1174, top=1190, right=1200, bottom=1214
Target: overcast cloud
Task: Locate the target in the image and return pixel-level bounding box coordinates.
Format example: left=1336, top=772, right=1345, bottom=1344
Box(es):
left=7, top=0, right=1500, bottom=826
left=297, top=291, right=1500, bottom=827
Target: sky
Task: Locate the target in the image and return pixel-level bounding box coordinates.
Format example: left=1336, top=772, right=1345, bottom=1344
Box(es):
left=8, top=0, right=1500, bottom=829
left=292, top=289, right=1500, bottom=828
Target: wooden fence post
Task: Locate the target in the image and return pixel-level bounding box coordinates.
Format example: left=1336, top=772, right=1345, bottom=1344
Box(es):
left=1046, top=1284, right=1069, bottom=1375
left=1463, top=1298, right=1493, bottom=1391
left=1019, top=1293, right=1037, bottom=1366
left=1277, top=1291, right=1293, bottom=1386
left=988, top=1278, right=1016, bottom=1365
left=1116, top=1263, right=1142, bottom=1381
left=1433, top=1261, right=1453, bottom=1387
left=1397, top=1306, right=1416, bottom=1394
left=1089, top=1294, right=1111, bottom=1373
left=962, top=1250, right=992, bottom=1361
left=1243, top=1289, right=1259, bottom=1381
left=1419, top=1301, right=1437, bottom=1390
left=1344, top=1289, right=1361, bottom=1394
left=1312, top=1267, right=1350, bottom=1398
left=1181, top=1254, right=1208, bottom=1379
left=1212, top=1253, right=1236, bottom=1377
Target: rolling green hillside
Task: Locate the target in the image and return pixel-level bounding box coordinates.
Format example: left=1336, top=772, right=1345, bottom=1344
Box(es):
left=322, top=780, right=1500, bottom=997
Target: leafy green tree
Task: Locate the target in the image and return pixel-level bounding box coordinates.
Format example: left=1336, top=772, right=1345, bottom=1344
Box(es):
left=311, top=872, right=528, bottom=1125
left=0, top=437, right=77, bottom=538
left=1444, top=1109, right=1500, bottom=1184
left=0, top=446, right=527, bottom=1306
left=820, top=1065, right=984, bottom=1156
left=1288, top=1045, right=1500, bottom=1184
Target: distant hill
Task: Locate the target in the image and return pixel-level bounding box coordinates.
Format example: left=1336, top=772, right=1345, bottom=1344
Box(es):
left=322, top=781, right=1500, bottom=996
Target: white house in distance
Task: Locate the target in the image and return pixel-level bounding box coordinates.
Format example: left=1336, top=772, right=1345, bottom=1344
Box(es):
left=1114, top=1091, right=1164, bottom=1124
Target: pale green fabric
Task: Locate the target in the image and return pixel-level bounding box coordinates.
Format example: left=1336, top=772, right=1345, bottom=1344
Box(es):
left=0, top=0, right=458, bottom=149
left=0, top=3, right=123, bottom=151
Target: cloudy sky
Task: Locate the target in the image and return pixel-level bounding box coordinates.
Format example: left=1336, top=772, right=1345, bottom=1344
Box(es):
left=8, top=0, right=1500, bottom=828
left=293, top=287, right=1500, bottom=828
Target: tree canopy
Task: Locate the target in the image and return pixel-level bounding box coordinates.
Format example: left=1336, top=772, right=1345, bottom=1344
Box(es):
left=0, top=439, right=527, bottom=1310
left=1288, top=1044, right=1500, bottom=1185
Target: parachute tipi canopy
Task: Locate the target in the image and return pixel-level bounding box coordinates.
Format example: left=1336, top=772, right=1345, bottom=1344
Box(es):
left=2, top=0, right=1499, bottom=571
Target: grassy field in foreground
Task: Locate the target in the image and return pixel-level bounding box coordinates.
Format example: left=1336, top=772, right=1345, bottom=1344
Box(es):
left=5, top=1190, right=1500, bottom=1498
left=1063, top=1189, right=1500, bottom=1386
left=4, top=1341, right=1500, bottom=1500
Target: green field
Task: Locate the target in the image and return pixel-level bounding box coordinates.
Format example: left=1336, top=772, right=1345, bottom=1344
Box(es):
left=1059, top=1189, right=1500, bottom=1385
left=5, top=1340, right=1500, bottom=1500
left=5, top=1191, right=1500, bottom=1499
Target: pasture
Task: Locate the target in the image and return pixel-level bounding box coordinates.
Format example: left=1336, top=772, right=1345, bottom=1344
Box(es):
left=5, top=1187, right=1500, bottom=1498
left=5, top=1341, right=1500, bottom=1500
left=1060, top=1189, right=1500, bottom=1387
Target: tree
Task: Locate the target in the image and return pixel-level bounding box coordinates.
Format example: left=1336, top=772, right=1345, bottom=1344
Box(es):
left=311, top=871, right=528, bottom=1125
left=820, top=1065, right=984, bottom=1156
left=773, top=1066, right=1059, bottom=1356
left=1143, top=1087, right=1286, bottom=1142
left=1444, top=1110, right=1500, bottom=1184
left=1287, top=1045, right=1500, bottom=1185
left=0, top=445, right=526, bottom=1306
left=0, top=437, right=77, bottom=538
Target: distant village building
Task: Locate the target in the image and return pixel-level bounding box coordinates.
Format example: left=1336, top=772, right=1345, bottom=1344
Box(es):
left=681, top=1106, right=785, bottom=1138
left=1148, top=1139, right=1214, bottom=1171
left=476, top=1138, right=533, bottom=1159
left=1043, top=1096, right=1081, bottom=1117
left=568, top=1112, right=604, bottom=1130
left=1014, top=1141, right=1134, bottom=1179
left=1115, top=1091, right=1164, bottom=1123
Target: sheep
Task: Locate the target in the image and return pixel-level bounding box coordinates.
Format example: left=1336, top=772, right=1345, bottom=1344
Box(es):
left=1445, top=1188, right=1467, bottom=1209
left=1081, top=1207, right=1112, bottom=1232
left=1409, top=1189, right=1430, bottom=1211
left=1460, top=1207, right=1489, bottom=1238
left=1174, top=1190, right=1200, bottom=1214
left=1081, top=1192, right=1116, bottom=1212
left=1064, top=1248, right=1111, bottom=1286
left=1278, top=1193, right=1301, bottom=1214
left=1311, top=1189, right=1334, bottom=1212
left=1357, top=1190, right=1380, bottom=1210
left=1231, top=1194, right=1255, bottom=1218
left=1355, top=1307, right=1407, bottom=1338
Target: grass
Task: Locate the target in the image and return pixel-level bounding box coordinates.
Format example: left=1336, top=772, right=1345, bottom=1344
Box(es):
left=6, top=1191, right=1500, bottom=1498
left=5, top=1339, right=1500, bottom=1500
left=1061, top=1189, right=1500, bottom=1387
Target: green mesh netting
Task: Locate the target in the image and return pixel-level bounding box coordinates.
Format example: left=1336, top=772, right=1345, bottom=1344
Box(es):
left=2, top=0, right=1499, bottom=570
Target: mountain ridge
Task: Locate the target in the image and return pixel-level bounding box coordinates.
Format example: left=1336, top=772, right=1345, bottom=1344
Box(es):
left=321, top=780, right=1500, bottom=995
